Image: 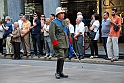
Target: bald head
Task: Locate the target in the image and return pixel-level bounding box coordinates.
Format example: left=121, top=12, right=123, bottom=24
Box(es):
left=65, top=18, right=70, bottom=25
left=45, top=18, right=51, bottom=25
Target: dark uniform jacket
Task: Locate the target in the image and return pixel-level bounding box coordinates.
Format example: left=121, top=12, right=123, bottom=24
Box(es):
left=49, top=19, right=69, bottom=49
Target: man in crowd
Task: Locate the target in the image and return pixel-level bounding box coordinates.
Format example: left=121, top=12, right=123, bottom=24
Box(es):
left=49, top=7, right=69, bottom=79
left=107, top=8, right=121, bottom=62
left=30, top=13, right=43, bottom=58
left=101, top=12, right=110, bottom=59
left=43, top=18, right=54, bottom=59
left=18, top=13, right=24, bottom=53
left=50, top=14, right=55, bottom=21
left=74, top=15, right=85, bottom=60
left=21, top=15, right=31, bottom=58
left=3, top=16, right=13, bottom=57
left=65, top=18, right=74, bottom=59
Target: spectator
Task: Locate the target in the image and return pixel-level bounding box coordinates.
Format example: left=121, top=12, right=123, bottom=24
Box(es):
left=0, top=20, right=4, bottom=55
left=40, top=14, right=45, bottom=55
left=50, top=14, right=55, bottom=21
left=89, top=14, right=100, bottom=59
left=107, top=8, right=121, bottom=62
left=74, top=15, right=85, bottom=60
left=30, top=13, right=43, bottom=58
left=77, top=12, right=86, bottom=26
left=3, top=16, right=13, bottom=57
left=21, top=15, right=31, bottom=58
left=18, top=13, right=24, bottom=53
left=43, top=18, right=54, bottom=59
left=90, top=14, right=95, bottom=27
left=101, top=12, right=110, bottom=59
left=10, top=22, right=21, bottom=60
left=65, top=18, right=74, bottom=59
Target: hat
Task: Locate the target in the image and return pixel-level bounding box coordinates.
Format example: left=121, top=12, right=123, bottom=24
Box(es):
left=56, top=7, right=65, bottom=15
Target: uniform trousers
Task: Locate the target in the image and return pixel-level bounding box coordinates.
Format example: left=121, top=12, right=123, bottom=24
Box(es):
left=21, top=33, right=30, bottom=55
left=54, top=48, right=68, bottom=59
left=107, top=36, right=119, bottom=59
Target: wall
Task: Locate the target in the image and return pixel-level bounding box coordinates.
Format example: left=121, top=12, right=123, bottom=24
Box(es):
left=43, top=0, right=60, bottom=18
left=7, top=0, right=24, bottom=22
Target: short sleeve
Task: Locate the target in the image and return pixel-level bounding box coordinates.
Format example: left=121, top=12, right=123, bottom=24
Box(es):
left=93, top=21, right=99, bottom=27
left=36, top=20, right=41, bottom=25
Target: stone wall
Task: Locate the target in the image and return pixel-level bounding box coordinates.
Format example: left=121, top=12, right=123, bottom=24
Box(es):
left=43, top=0, right=60, bottom=18
left=7, top=0, right=24, bottom=23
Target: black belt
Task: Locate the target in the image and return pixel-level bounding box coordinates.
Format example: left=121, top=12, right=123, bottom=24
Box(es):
left=44, top=36, right=49, bottom=37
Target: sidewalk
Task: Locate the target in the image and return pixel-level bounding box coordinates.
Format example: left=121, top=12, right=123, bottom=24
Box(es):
left=0, top=43, right=124, bottom=66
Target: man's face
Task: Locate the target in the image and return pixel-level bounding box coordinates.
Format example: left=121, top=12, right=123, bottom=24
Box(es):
left=111, top=10, right=116, bottom=16
left=103, top=13, right=108, bottom=19
left=76, top=18, right=80, bottom=24
left=65, top=19, right=70, bottom=25
left=50, top=15, right=54, bottom=20
left=45, top=18, right=50, bottom=25
left=33, top=15, right=38, bottom=20
left=57, top=12, right=65, bottom=20
left=22, top=17, right=26, bottom=22
left=41, top=15, right=45, bottom=20
left=20, top=14, right=23, bottom=19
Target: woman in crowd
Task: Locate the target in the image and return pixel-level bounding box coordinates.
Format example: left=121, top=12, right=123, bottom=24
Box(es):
left=10, top=22, right=21, bottom=59
left=89, top=14, right=100, bottom=59
left=0, top=20, right=4, bottom=55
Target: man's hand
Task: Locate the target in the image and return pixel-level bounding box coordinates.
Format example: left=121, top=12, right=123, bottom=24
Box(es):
left=10, top=34, right=13, bottom=37
left=30, top=26, right=34, bottom=29
left=21, top=34, right=25, bottom=37
left=74, top=35, right=77, bottom=40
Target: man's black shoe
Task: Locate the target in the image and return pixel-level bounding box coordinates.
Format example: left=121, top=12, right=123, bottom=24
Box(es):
left=60, top=72, right=68, bottom=78
left=38, top=54, right=42, bottom=58
left=55, top=73, right=60, bottom=79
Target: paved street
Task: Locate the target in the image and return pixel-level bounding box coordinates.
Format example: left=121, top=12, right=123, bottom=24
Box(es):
left=0, top=59, right=124, bottom=83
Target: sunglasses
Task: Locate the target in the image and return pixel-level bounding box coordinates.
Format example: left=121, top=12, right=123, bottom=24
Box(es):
left=33, top=16, right=37, bottom=17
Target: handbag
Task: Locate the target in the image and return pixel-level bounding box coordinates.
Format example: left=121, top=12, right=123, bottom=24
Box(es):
left=88, top=30, right=96, bottom=39
left=88, top=27, right=99, bottom=40
left=113, top=25, right=119, bottom=31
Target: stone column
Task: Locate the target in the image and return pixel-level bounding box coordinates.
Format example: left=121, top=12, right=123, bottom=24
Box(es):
left=7, top=0, right=24, bottom=22
left=43, top=0, right=60, bottom=18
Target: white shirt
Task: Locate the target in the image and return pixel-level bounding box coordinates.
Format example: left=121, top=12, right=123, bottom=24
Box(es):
left=75, top=22, right=85, bottom=36
left=68, top=23, right=74, bottom=34
left=18, top=19, right=23, bottom=29
left=93, top=20, right=100, bottom=40
left=43, top=24, right=49, bottom=36
left=0, top=26, right=4, bottom=39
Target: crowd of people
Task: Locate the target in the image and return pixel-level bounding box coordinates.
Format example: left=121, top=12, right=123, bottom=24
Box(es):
left=0, top=6, right=122, bottom=79
left=0, top=7, right=121, bottom=63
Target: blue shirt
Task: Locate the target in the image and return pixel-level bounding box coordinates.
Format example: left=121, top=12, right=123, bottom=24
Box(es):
left=4, top=21, right=13, bottom=36
left=31, top=19, right=41, bottom=34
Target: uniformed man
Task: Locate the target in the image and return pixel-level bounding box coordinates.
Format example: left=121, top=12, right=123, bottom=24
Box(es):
left=49, top=7, right=70, bottom=79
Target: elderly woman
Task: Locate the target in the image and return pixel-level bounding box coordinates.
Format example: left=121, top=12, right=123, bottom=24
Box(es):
left=10, top=22, right=21, bottom=60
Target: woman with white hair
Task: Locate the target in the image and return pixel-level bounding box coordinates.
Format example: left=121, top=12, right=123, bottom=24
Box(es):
left=74, top=15, right=85, bottom=60
left=10, top=22, right=21, bottom=60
